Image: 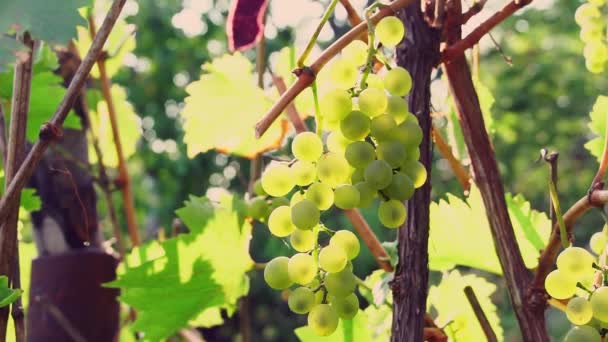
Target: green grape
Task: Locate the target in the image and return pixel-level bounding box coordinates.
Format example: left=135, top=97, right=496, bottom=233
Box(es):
left=556, top=247, right=594, bottom=279
left=375, top=16, right=405, bottom=47
left=383, top=67, right=412, bottom=96
left=326, top=131, right=352, bottom=153
left=290, top=191, right=306, bottom=206
left=334, top=185, right=360, bottom=209
left=261, top=163, right=295, bottom=197
left=355, top=182, right=377, bottom=208
left=331, top=293, right=359, bottom=319
left=317, top=153, right=351, bottom=188
left=404, top=145, right=420, bottom=164
left=264, top=256, right=293, bottom=290
left=320, top=89, right=353, bottom=122
left=290, top=228, right=316, bottom=252
left=288, top=253, right=318, bottom=285
left=365, top=73, right=384, bottom=89
left=591, top=287, right=608, bottom=321
left=364, top=160, right=393, bottom=189
left=291, top=160, right=317, bottom=186
left=566, top=297, right=593, bottom=325
left=358, top=88, right=388, bottom=117
left=319, top=244, right=347, bottom=273
left=370, top=114, right=397, bottom=141
left=586, top=58, right=605, bottom=74
left=345, top=141, right=376, bottom=168
left=330, top=58, right=359, bottom=89
left=288, top=287, right=316, bottom=314
left=590, top=232, right=607, bottom=255
left=330, top=230, right=360, bottom=260
left=402, top=160, right=427, bottom=188
left=341, top=110, right=371, bottom=141
left=544, top=269, right=577, bottom=299
left=253, top=179, right=267, bottom=196
left=377, top=141, right=407, bottom=168
left=306, top=182, right=335, bottom=210
left=268, top=206, right=296, bottom=237
left=314, top=289, right=325, bottom=304
left=575, top=4, right=601, bottom=26
left=386, top=96, right=409, bottom=124
left=351, top=168, right=365, bottom=184
left=291, top=199, right=320, bottom=230
left=385, top=172, right=414, bottom=201
left=390, top=120, right=423, bottom=148
left=378, top=199, right=407, bottom=228
left=324, top=269, right=357, bottom=297
left=292, top=132, right=324, bottom=162
left=248, top=197, right=269, bottom=220
left=588, top=0, right=606, bottom=6
left=564, top=326, right=601, bottom=342
left=580, top=26, right=605, bottom=43
left=342, top=40, right=368, bottom=67
left=307, top=304, right=339, bottom=336
left=323, top=118, right=341, bottom=131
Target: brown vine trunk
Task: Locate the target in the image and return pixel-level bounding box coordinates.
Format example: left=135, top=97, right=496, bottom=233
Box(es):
left=391, top=3, right=440, bottom=341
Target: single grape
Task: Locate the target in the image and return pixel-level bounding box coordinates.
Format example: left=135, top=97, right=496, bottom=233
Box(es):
left=590, top=232, right=607, bottom=255
left=564, top=326, right=601, bottom=342
left=345, top=141, right=376, bottom=168
left=290, top=191, right=306, bottom=206
left=364, top=73, right=385, bottom=89
left=270, top=197, right=290, bottom=213
left=556, top=246, right=594, bottom=279
left=330, top=230, right=360, bottom=260
left=330, top=58, right=359, bottom=89
left=575, top=4, right=601, bottom=26
left=326, top=131, right=352, bottom=153
left=288, top=253, right=318, bottom=285
left=375, top=16, right=405, bottom=47
left=377, top=141, right=407, bottom=168
left=390, top=120, right=423, bottom=148
left=290, top=228, right=316, bottom=252
left=268, top=206, right=296, bottom=237
left=383, top=67, right=412, bottom=96
left=386, top=96, right=409, bottom=124
left=364, top=160, right=393, bottom=189
left=306, top=182, right=335, bottom=210
left=384, top=172, right=415, bottom=201
left=591, top=287, right=608, bottom=321
left=544, top=269, right=577, bottom=299
left=319, top=244, right=347, bottom=273
left=402, top=160, right=427, bottom=188
left=317, top=153, right=351, bottom=188
left=342, top=40, right=368, bottom=67
left=291, top=199, right=320, bottom=230
left=288, top=287, right=316, bottom=314
left=261, top=163, right=295, bottom=197
left=378, top=199, right=407, bottom=228
left=358, top=88, right=388, bottom=117
left=341, top=110, right=371, bottom=141
left=331, top=293, right=359, bottom=319
left=370, top=114, right=397, bottom=141
left=248, top=197, right=269, bottom=220
left=351, top=168, right=365, bottom=184
left=320, top=89, right=352, bottom=122
left=566, top=297, right=593, bottom=325
left=580, top=26, right=604, bottom=43
left=292, top=132, right=324, bottom=162
left=291, top=160, right=317, bottom=186
left=264, top=256, right=293, bottom=290
left=253, top=179, right=267, bottom=196
left=307, top=304, right=339, bottom=336
left=324, top=269, right=357, bottom=297
left=355, top=182, right=377, bottom=208
left=404, top=144, right=421, bottom=164
left=334, top=185, right=360, bottom=209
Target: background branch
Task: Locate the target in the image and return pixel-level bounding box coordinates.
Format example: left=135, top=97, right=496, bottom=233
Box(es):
left=464, top=286, right=498, bottom=342
left=432, top=127, right=470, bottom=191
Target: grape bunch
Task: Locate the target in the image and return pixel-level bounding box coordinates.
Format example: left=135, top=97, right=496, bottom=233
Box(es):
left=251, top=15, right=425, bottom=336
left=545, top=228, right=608, bottom=341
left=574, top=0, right=607, bottom=74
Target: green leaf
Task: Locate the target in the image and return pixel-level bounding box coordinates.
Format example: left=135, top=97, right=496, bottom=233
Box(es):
left=429, top=185, right=551, bottom=274
left=181, top=53, right=287, bottom=158
left=358, top=270, right=393, bottom=307
left=428, top=270, right=503, bottom=341
left=188, top=307, right=224, bottom=328
left=20, top=188, right=41, bottom=212
left=584, top=95, right=608, bottom=163
left=295, top=311, right=371, bottom=342
left=0, top=276, right=22, bottom=308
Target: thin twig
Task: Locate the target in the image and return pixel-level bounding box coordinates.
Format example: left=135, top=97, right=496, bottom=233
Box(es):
left=0, top=0, right=128, bottom=226
left=297, top=0, right=340, bottom=67
left=270, top=76, right=308, bottom=133
left=343, top=209, right=393, bottom=272
left=458, top=0, right=487, bottom=25
left=339, top=0, right=363, bottom=27
left=431, top=127, right=470, bottom=191
left=36, top=296, right=87, bottom=342
left=88, top=14, right=140, bottom=247
left=464, top=286, right=498, bottom=342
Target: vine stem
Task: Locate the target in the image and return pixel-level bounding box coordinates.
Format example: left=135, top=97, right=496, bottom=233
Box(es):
left=0, top=0, right=127, bottom=227
left=254, top=0, right=414, bottom=138
left=548, top=179, right=569, bottom=248
left=297, top=0, right=340, bottom=67
left=311, top=81, right=322, bottom=136
left=88, top=14, right=140, bottom=247
left=464, top=286, right=497, bottom=342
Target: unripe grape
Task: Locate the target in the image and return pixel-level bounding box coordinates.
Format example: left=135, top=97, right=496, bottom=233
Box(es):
left=333, top=185, right=360, bottom=209
left=288, top=287, right=316, bottom=314
left=402, top=160, right=427, bottom=188
left=268, top=206, right=296, bottom=237
left=365, top=73, right=384, bottom=89
left=355, top=182, right=377, bottom=208
left=556, top=247, right=594, bottom=279
left=590, top=232, right=607, bottom=255
left=342, top=40, right=368, bottom=67
left=341, top=110, right=371, bottom=141
left=264, top=256, right=293, bottom=289
left=290, top=191, right=306, bottom=206
left=317, top=153, right=350, bottom=188
left=370, top=114, right=397, bottom=141
left=358, top=88, right=388, bottom=117
left=330, top=230, right=360, bottom=260
left=261, top=163, right=295, bottom=197
left=386, top=96, right=409, bottom=124
left=291, top=160, right=317, bottom=186
left=364, top=160, right=393, bottom=189
left=319, top=244, right=347, bottom=273
left=290, top=228, right=316, bottom=252
left=575, top=4, right=601, bottom=26
left=288, top=253, right=318, bottom=285
left=385, top=172, right=415, bottom=201
left=248, top=197, right=269, bottom=220
left=383, top=67, right=412, bottom=96
left=253, top=179, right=267, bottom=196
left=391, top=120, right=423, bottom=148
left=378, top=200, right=407, bottom=228
left=564, top=326, right=601, bottom=342
left=292, top=132, right=323, bottom=162
left=377, top=141, right=407, bottom=168
left=326, top=131, right=352, bottom=153
left=330, top=58, right=358, bottom=89
left=351, top=168, right=365, bottom=184
left=320, top=89, right=352, bottom=122
left=324, top=269, right=357, bottom=297
left=306, top=182, right=334, bottom=210
left=591, top=287, right=608, bottom=322
left=331, top=293, right=359, bottom=319
left=566, top=297, right=593, bottom=325
left=307, top=304, right=339, bottom=336
left=345, top=141, right=376, bottom=168
left=291, top=199, right=320, bottom=230
left=544, top=269, right=577, bottom=299
left=375, top=16, right=405, bottom=47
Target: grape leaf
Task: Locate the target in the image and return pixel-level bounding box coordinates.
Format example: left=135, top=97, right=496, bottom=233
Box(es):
left=295, top=310, right=371, bottom=342
left=429, top=185, right=551, bottom=274
left=227, top=0, right=268, bottom=51
left=584, top=95, right=608, bottom=163
left=182, top=53, right=287, bottom=158
left=358, top=269, right=393, bottom=307
left=0, top=275, right=22, bottom=308
left=428, top=270, right=503, bottom=341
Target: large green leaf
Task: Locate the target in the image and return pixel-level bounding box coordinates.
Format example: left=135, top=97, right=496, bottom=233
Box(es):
left=584, top=95, right=608, bottom=163
left=429, top=185, right=551, bottom=274
left=295, top=311, right=371, bottom=342
left=428, top=270, right=503, bottom=341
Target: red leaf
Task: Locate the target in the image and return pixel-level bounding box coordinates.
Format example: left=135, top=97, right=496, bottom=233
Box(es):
left=226, top=0, right=269, bottom=52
